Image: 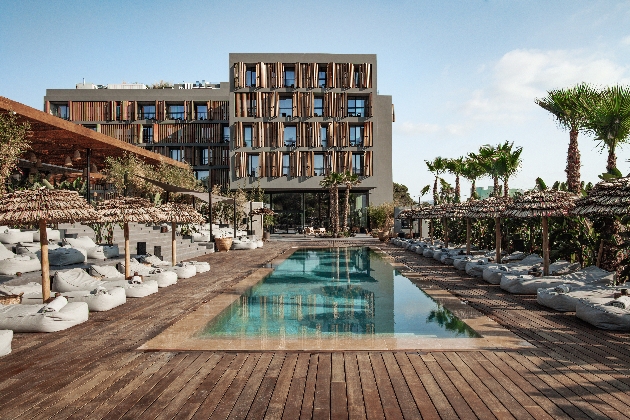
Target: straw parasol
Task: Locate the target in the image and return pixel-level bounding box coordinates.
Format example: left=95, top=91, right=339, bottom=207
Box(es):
left=159, top=202, right=205, bottom=266
left=572, top=177, right=630, bottom=270
left=0, top=188, right=100, bottom=301
left=464, top=196, right=512, bottom=263
left=97, top=197, right=165, bottom=278
left=503, top=190, right=578, bottom=275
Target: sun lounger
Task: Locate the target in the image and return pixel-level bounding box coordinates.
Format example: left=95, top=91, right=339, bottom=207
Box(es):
left=0, top=296, right=88, bottom=332
left=482, top=254, right=544, bottom=284
left=137, top=254, right=170, bottom=267
left=188, top=261, right=210, bottom=273
left=576, top=296, right=630, bottom=331
left=45, top=246, right=87, bottom=266
left=500, top=265, right=615, bottom=295
left=55, top=267, right=158, bottom=298
left=64, top=236, right=119, bottom=259
left=167, top=263, right=197, bottom=279
left=0, top=245, right=42, bottom=275
left=0, top=330, right=12, bottom=357
left=21, top=287, right=127, bottom=312
left=116, top=260, right=178, bottom=287
left=33, top=228, right=61, bottom=242
left=465, top=257, right=494, bottom=277
left=232, top=238, right=257, bottom=250
left=537, top=284, right=623, bottom=312
left=0, top=228, right=35, bottom=244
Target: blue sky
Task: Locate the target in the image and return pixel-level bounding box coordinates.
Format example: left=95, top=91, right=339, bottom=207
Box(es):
left=1, top=0, right=630, bottom=201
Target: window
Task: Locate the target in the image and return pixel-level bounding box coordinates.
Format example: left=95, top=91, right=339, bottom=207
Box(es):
left=195, top=170, right=209, bottom=182
left=167, top=105, right=185, bottom=120
left=245, top=67, right=256, bottom=87
left=320, top=126, right=328, bottom=147
left=279, top=97, right=292, bottom=117
left=196, top=105, right=208, bottom=120
left=282, top=154, right=290, bottom=176
left=352, top=153, right=364, bottom=176
left=314, top=154, right=325, bottom=176
left=347, top=96, right=366, bottom=117
left=222, top=149, right=229, bottom=165
left=139, top=105, right=155, bottom=119
left=313, top=96, right=323, bottom=116
left=201, top=148, right=209, bottom=165
left=318, top=66, right=327, bottom=87
left=243, top=125, right=252, bottom=147
left=116, top=103, right=121, bottom=121
left=170, top=148, right=182, bottom=162
left=248, top=154, right=259, bottom=177
left=284, top=67, right=295, bottom=87
left=52, top=104, right=69, bottom=120
left=349, top=126, right=364, bottom=146
left=247, top=97, right=256, bottom=117
left=222, top=125, right=230, bottom=142
left=284, top=126, right=297, bottom=147
left=354, top=71, right=361, bottom=88
left=142, top=126, right=153, bottom=143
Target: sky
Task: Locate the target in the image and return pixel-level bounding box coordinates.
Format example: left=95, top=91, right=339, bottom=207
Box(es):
left=1, top=0, right=630, bottom=202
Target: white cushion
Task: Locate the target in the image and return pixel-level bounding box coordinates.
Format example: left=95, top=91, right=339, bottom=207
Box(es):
left=167, top=264, right=197, bottom=279
left=0, top=255, right=41, bottom=275
left=52, top=268, right=104, bottom=292
left=21, top=287, right=127, bottom=312
left=44, top=295, right=68, bottom=312
left=0, top=330, right=12, bottom=357
left=0, top=230, right=35, bottom=244
left=33, top=229, right=61, bottom=242
left=64, top=236, right=98, bottom=249
left=90, top=265, right=125, bottom=279
left=0, top=302, right=89, bottom=332
left=0, top=245, right=15, bottom=261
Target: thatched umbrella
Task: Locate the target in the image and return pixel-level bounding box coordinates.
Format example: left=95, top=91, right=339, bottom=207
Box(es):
left=98, top=197, right=165, bottom=278
left=0, top=188, right=100, bottom=301
left=159, top=202, right=205, bottom=266
left=572, top=177, right=630, bottom=270
left=464, top=196, right=511, bottom=263
left=503, top=190, right=577, bottom=275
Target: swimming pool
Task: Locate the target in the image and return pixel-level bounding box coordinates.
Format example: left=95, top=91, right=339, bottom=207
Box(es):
left=199, top=247, right=479, bottom=339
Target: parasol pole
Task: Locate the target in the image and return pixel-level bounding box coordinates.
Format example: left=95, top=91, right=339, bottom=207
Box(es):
left=542, top=216, right=549, bottom=276
left=172, top=221, right=177, bottom=266
left=466, top=217, right=471, bottom=255
left=209, top=170, right=213, bottom=241
left=124, top=222, right=130, bottom=279
left=39, top=219, right=50, bottom=302
left=419, top=218, right=423, bottom=239
left=495, top=217, right=501, bottom=263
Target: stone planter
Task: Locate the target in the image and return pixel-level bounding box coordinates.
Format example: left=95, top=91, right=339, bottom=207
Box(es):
left=263, top=231, right=271, bottom=241
left=215, top=237, right=233, bottom=252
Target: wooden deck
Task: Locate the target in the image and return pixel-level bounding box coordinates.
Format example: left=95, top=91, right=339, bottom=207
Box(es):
left=1, top=239, right=630, bottom=419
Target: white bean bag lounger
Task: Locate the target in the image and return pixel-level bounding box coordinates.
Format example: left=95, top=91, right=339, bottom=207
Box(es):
left=0, top=254, right=41, bottom=275
left=118, top=259, right=154, bottom=276
left=167, top=263, right=197, bottom=279
left=465, top=258, right=492, bottom=278
left=33, top=228, right=61, bottom=242
left=64, top=237, right=113, bottom=260
left=0, top=329, right=12, bottom=357
left=188, top=261, right=210, bottom=273
left=55, top=267, right=158, bottom=298
left=500, top=266, right=615, bottom=295
left=482, top=254, right=544, bottom=284
left=537, top=284, right=622, bottom=312
left=232, top=239, right=257, bottom=250
left=0, top=297, right=88, bottom=332
left=137, top=254, right=170, bottom=267
left=22, top=287, right=127, bottom=312
left=0, top=228, right=34, bottom=244
left=113, top=261, right=176, bottom=287
left=143, top=269, right=178, bottom=287
left=90, top=264, right=125, bottom=279
left=576, top=296, right=630, bottom=331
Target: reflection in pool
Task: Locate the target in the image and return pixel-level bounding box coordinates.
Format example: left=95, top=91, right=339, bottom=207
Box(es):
left=200, top=248, right=479, bottom=339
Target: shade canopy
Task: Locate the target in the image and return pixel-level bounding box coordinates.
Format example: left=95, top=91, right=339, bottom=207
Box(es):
left=503, top=190, right=578, bottom=218
left=158, top=202, right=205, bottom=224
left=572, top=177, right=630, bottom=217
left=395, top=209, right=414, bottom=220
left=0, top=96, right=187, bottom=170
left=97, top=197, right=165, bottom=223
left=136, top=175, right=234, bottom=204
left=0, top=188, right=100, bottom=225
left=464, top=196, right=512, bottom=218
left=249, top=207, right=275, bottom=217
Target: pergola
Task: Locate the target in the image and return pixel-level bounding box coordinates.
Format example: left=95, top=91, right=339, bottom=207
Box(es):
left=0, top=96, right=187, bottom=170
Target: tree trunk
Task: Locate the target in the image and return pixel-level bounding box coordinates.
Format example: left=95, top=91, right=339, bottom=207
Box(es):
left=493, top=176, right=500, bottom=197
left=600, top=218, right=622, bottom=275
left=471, top=179, right=476, bottom=199
left=607, top=148, right=617, bottom=173
left=330, top=186, right=339, bottom=234
left=455, top=175, right=460, bottom=202
left=342, top=184, right=350, bottom=231
left=433, top=176, right=438, bottom=204
left=503, top=177, right=509, bottom=198
left=566, top=129, right=581, bottom=193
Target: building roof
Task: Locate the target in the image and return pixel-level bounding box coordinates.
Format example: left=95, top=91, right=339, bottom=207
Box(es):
left=0, top=96, right=188, bottom=170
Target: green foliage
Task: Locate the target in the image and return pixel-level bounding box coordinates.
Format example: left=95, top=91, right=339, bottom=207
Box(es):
left=150, top=80, right=173, bottom=89
left=535, top=177, right=547, bottom=190
left=0, top=111, right=31, bottom=196
left=367, top=202, right=394, bottom=232
left=535, top=83, right=594, bottom=132
left=393, top=182, right=415, bottom=206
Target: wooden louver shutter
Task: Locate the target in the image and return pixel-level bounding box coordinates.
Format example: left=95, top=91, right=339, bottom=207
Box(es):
left=363, top=121, right=373, bottom=147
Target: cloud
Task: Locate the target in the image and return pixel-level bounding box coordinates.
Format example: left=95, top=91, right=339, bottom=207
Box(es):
left=396, top=122, right=440, bottom=136
left=622, top=35, right=630, bottom=46
left=461, top=48, right=630, bottom=123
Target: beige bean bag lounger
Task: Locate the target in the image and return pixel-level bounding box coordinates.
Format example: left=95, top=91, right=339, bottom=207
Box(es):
left=0, top=296, right=88, bottom=332
left=537, top=284, right=622, bottom=312
left=167, top=263, right=197, bottom=279
left=576, top=296, right=630, bottom=331
left=500, top=266, right=615, bottom=295
left=482, top=254, right=544, bottom=284
left=114, top=261, right=177, bottom=287
left=55, top=267, right=158, bottom=298
left=0, top=245, right=42, bottom=275
left=0, top=329, right=12, bottom=357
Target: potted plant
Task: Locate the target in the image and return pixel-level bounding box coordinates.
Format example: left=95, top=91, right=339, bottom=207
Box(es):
left=214, top=231, right=233, bottom=252
left=250, top=207, right=276, bottom=241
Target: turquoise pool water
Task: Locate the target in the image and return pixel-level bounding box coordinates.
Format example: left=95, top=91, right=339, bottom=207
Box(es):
left=201, top=247, right=479, bottom=338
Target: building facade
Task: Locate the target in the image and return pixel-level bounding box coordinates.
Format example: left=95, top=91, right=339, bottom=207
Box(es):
left=43, top=53, right=393, bottom=230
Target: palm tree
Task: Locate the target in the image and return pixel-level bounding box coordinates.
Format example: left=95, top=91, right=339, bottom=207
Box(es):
left=470, top=145, right=501, bottom=197
left=425, top=157, right=447, bottom=204
left=340, top=170, right=360, bottom=231
left=535, top=83, right=594, bottom=193
left=582, top=85, right=630, bottom=174
left=445, top=157, right=465, bottom=202
left=494, top=141, right=523, bottom=198
left=461, top=156, right=485, bottom=199
left=320, top=172, right=344, bottom=234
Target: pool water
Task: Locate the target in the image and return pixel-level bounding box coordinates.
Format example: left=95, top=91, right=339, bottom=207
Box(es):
left=200, top=247, right=479, bottom=339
